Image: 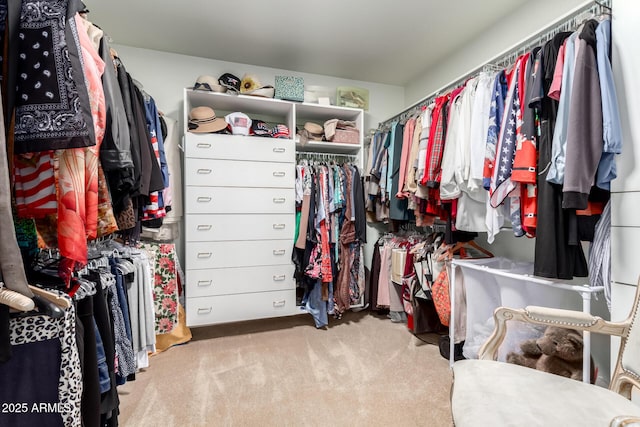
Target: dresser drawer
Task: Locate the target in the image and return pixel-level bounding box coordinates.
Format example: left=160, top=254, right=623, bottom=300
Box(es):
left=185, top=265, right=295, bottom=298
left=185, top=240, right=292, bottom=270
left=186, top=214, right=295, bottom=242
left=185, top=134, right=295, bottom=163
left=186, top=289, right=298, bottom=327
left=185, top=158, right=294, bottom=188
left=185, top=187, right=294, bottom=214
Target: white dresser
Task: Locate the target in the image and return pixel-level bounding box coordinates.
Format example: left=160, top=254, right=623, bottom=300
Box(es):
left=183, top=89, right=363, bottom=327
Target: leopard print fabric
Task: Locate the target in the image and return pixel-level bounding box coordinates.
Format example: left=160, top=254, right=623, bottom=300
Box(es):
left=10, top=294, right=82, bottom=427
left=115, top=198, right=136, bottom=231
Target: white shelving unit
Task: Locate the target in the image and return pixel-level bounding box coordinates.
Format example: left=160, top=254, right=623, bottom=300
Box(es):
left=183, top=89, right=364, bottom=327
left=294, top=102, right=364, bottom=166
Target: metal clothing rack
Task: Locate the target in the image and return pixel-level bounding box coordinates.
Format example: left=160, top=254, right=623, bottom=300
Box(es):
left=295, top=151, right=359, bottom=165
left=449, top=258, right=604, bottom=383
left=379, top=0, right=612, bottom=128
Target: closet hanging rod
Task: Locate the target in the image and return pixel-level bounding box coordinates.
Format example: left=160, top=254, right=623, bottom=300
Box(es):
left=379, top=0, right=610, bottom=128
left=296, top=151, right=359, bottom=162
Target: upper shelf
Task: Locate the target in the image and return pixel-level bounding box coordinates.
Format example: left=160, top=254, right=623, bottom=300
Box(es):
left=295, top=140, right=361, bottom=155
left=186, top=89, right=293, bottom=118
left=184, top=88, right=364, bottom=162
left=295, top=102, right=362, bottom=122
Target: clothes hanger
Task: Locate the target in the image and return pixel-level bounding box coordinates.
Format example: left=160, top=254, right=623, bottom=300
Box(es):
left=68, top=277, right=96, bottom=301
left=114, top=256, right=136, bottom=275
left=435, top=241, right=454, bottom=262
left=410, top=241, right=426, bottom=254
left=594, top=0, right=611, bottom=12
left=28, top=285, right=71, bottom=310
left=450, top=240, right=494, bottom=259
left=0, top=283, right=35, bottom=311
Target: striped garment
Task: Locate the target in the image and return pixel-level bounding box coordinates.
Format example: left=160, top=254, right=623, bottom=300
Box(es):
left=423, top=95, right=450, bottom=187
left=14, top=152, right=57, bottom=217
left=489, top=55, right=527, bottom=209
left=589, top=201, right=611, bottom=309
left=142, top=127, right=166, bottom=221
left=483, top=71, right=508, bottom=190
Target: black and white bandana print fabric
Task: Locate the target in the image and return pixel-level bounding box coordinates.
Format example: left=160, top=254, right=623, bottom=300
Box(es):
left=14, top=0, right=94, bottom=154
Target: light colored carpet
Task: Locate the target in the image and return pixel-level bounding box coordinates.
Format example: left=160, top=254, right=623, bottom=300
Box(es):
left=117, top=311, right=454, bottom=427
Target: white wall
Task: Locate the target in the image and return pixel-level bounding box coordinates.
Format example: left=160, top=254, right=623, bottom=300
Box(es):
left=111, top=44, right=405, bottom=134
left=610, top=0, right=640, bottom=374
left=403, top=0, right=589, bottom=108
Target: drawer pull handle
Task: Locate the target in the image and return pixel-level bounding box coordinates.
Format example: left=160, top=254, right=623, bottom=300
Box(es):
left=197, top=280, right=212, bottom=287
left=273, top=249, right=286, bottom=256
left=197, top=196, right=212, bottom=203
left=197, top=224, right=212, bottom=231
left=198, top=307, right=212, bottom=315
left=273, top=224, right=286, bottom=230
left=197, top=168, right=212, bottom=174
left=197, top=252, right=212, bottom=259
left=273, top=300, right=286, bottom=308
left=272, top=198, right=286, bottom=204
left=273, top=147, right=286, bottom=153
left=196, top=143, right=212, bottom=149
left=273, top=275, right=286, bottom=281
left=272, top=171, right=286, bottom=177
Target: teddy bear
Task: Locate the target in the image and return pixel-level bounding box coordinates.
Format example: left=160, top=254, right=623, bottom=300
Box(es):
left=506, top=326, right=585, bottom=381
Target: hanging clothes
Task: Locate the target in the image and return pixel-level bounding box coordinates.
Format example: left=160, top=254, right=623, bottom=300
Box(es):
left=388, top=122, right=408, bottom=220
left=482, top=71, right=508, bottom=191
left=137, top=242, right=180, bottom=334
left=534, top=32, right=588, bottom=280
left=594, top=19, right=623, bottom=191
left=562, top=20, right=603, bottom=210
left=373, top=13, right=619, bottom=281
left=546, top=32, right=579, bottom=185
left=293, top=160, right=366, bottom=325
left=396, top=116, right=416, bottom=199
left=512, top=48, right=542, bottom=236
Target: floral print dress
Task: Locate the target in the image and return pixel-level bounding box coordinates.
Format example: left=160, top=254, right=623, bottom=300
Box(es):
left=137, top=242, right=180, bottom=334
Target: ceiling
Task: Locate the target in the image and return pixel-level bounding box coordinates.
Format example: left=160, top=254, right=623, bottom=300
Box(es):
left=85, top=0, right=529, bottom=87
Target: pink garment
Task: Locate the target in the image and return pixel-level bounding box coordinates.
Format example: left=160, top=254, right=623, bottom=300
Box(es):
left=319, top=170, right=332, bottom=283
left=396, top=117, right=416, bottom=199
left=56, top=14, right=106, bottom=270
left=548, top=40, right=567, bottom=101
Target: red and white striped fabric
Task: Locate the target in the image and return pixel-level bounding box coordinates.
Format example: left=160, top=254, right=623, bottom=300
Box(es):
left=14, top=151, right=57, bottom=218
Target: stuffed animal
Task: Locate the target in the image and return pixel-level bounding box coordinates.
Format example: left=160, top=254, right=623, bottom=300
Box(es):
left=506, top=326, right=584, bottom=381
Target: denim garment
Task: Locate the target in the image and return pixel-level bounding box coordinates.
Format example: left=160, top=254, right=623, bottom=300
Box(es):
left=144, top=96, right=170, bottom=188
left=305, top=280, right=329, bottom=328
left=389, top=122, right=408, bottom=220
left=595, top=19, right=623, bottom=190
left=94, top=320, right=111, bottom=394
left=111, top=260, right=133, bottom=343
left=106, top=278, right=136, bottom=386
left=547, top=32, right=578, bottom=185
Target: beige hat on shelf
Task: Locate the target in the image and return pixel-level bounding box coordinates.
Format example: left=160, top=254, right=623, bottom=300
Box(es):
left=188, top=106, right=228, bottom=133
left=298, top=121, right=324, bottom=145
left=304, top=122, right=324, bottom=138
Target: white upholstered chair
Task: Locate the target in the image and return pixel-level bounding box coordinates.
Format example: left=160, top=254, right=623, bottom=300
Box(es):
left=451, top=281, right=640, bottom=427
